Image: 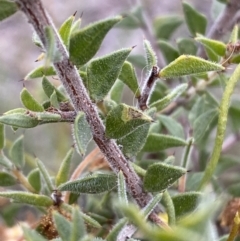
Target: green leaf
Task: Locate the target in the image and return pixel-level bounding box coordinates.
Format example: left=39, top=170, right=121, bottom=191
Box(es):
left=229, top=24, right=238, bottom=44
left=117, top=171, right=128, bottom=204
left=59, top=13, right=75, bottom=49
left=71, top=207, right=86, bottom=241
left=142, top=134, right=187, bottom=152
left=59, top=173, right=117, bottom=194
left=193, top=108, right=218, bottom=142
left=143, top=193, right=163, bottom=217
left=37, top=158, right=55, bottom=193
left=159, top=55, right=224, bottom=78
left=34, top=112, right=61, bottom=122
left=105, top=103, right=152, bottom=139
left=0, top=113, right=39, bottom=128
left=143, top=162, right=187, bottom=192
left=106, top=218, right=128, bottom=241
left=20, top=88, right=44, bottom=112
left=117, top=123, right=150, bottom=157
left=53, top=212, right=71, bottom=241
left=118, top=61, right=140, bottom=98
left=183, top=1, right=207, bottom=36
left=70, top=16, right=122, bottom=65
left=148, top=81, right=168, bottom=105
left=0, top=151, right=12, bottom=168
left=116, top=6, right=144, bottom=29
left=28, top=168, right=41, bottom=193
left=143, top=39, right=157, bottom=72
left=10, top=135, right=24, bottom=168
left=87, top=48, right=131, bottom=102
left=0, top=0, right=18, bottom=22
left=157, top=40, right=179, bottom=64
left=80, top=212, right=101, bottom=228
left=0, top=172, right=17, bottom=186
left=172, top=192, right=201, bottom=219
left=153, top=16, right=183, bottom=40
left=177, top=38, right=197, bottom=55
left=110, top=79, right=124, bottom=103
left=45, top=26, right=61, bottom=65
left=195, top=35, right=226, bottom=56
left=42, top=76, right=67, bottom=102
left=71, top=17, right=82, bottom=34
left=159, top=115, right=184, bottom=139
left=0, top=191, right=52, bottom=207
left=23, top=226, right=47, bottom=241
left=149, top=83, right=187, bottom=111
left=0, top=124, right=5, bottom=149
left=24, top=66, right=56, bottom=80
left=56, top=148, right=74, bottom=187
left=73, top=112, right=92, bottom=156
left=50, top=91, right=59, bottom=108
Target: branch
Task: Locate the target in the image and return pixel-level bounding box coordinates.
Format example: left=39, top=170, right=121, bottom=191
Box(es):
left=138, top=66, right=159, bottom=110
left=15, top=0, right=167, bottom=227
left=198, top=0, right=240, bottom=57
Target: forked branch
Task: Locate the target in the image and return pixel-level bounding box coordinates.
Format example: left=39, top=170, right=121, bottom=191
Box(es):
left=15, top=0, right=168, bottom=228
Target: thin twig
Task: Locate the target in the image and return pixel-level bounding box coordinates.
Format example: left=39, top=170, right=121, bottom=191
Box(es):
left=15, top=0, right=168, bottom=227
left=197, top=0, right=240, bottom=57
left=138, top=65, right=159, bottom=110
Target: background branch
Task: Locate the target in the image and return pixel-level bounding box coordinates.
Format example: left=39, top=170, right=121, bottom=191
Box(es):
left=198, top=0, right=240, bottom=57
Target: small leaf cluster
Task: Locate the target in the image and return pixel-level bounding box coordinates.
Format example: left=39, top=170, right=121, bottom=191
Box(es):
left=0, top=1, right=240, bottom=241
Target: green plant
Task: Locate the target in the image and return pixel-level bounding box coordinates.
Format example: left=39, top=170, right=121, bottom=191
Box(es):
left=0, top=0, right=240, bottom=240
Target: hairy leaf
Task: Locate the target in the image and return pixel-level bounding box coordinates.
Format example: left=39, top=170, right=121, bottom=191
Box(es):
left=24, top=66, right=56, bottom=80
left=149, top=83, right=187, bottom=111
left=159, top=55, right=224, bottom=78
left=73, top=112, right=92, bottom=156
left=0, top=191, right=52, bottom=207
left=118, top=61, right=140, bottom=98
left=0, top=172, right=17, bottom=186
left=106, top=103, right=152, bottom=139
left=144, top=162, right=187, bottom=192
left=56, top=148, right=74, bottom=187
left=87, top=48, right=131, bottom=101
left=28, top=168, right=41, bottom=193
left=177, top=38, right=197, bottom=55
left=0, top=113, right=39, bottom=128
left=183, top=1, right=207, bottom=36
left=20, top=88, right=44, bottom=112
left=159, top=115, right=184, bottom=139
left=59, top=13, right=75, bottom=49
left=157, top=40, right=179, bottom=64
left=53, top=212, right=71, bottom=241
left=195, top=35, right=226, bottom=56
left=142, top=133, right=187, bottom=152
left=10, top=135, right=24, bottom=168
left=172, top=192, right=202, bottom=219
left=70, top=16, right=122, bottom=65
left=144, top=39, right=157, bottom=72
left=193, top=108, right=218, bottom=142
left=117, top=123, right=150, bottom=157
left=59, top=174, right=117, bottom=194
left=37, top=158, right=55, bottom=193
left=153, top=16, right=182, bottom=40
left=0, top=0, right=18, bottom=22
left=71, top=207, right=86, bottom=241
